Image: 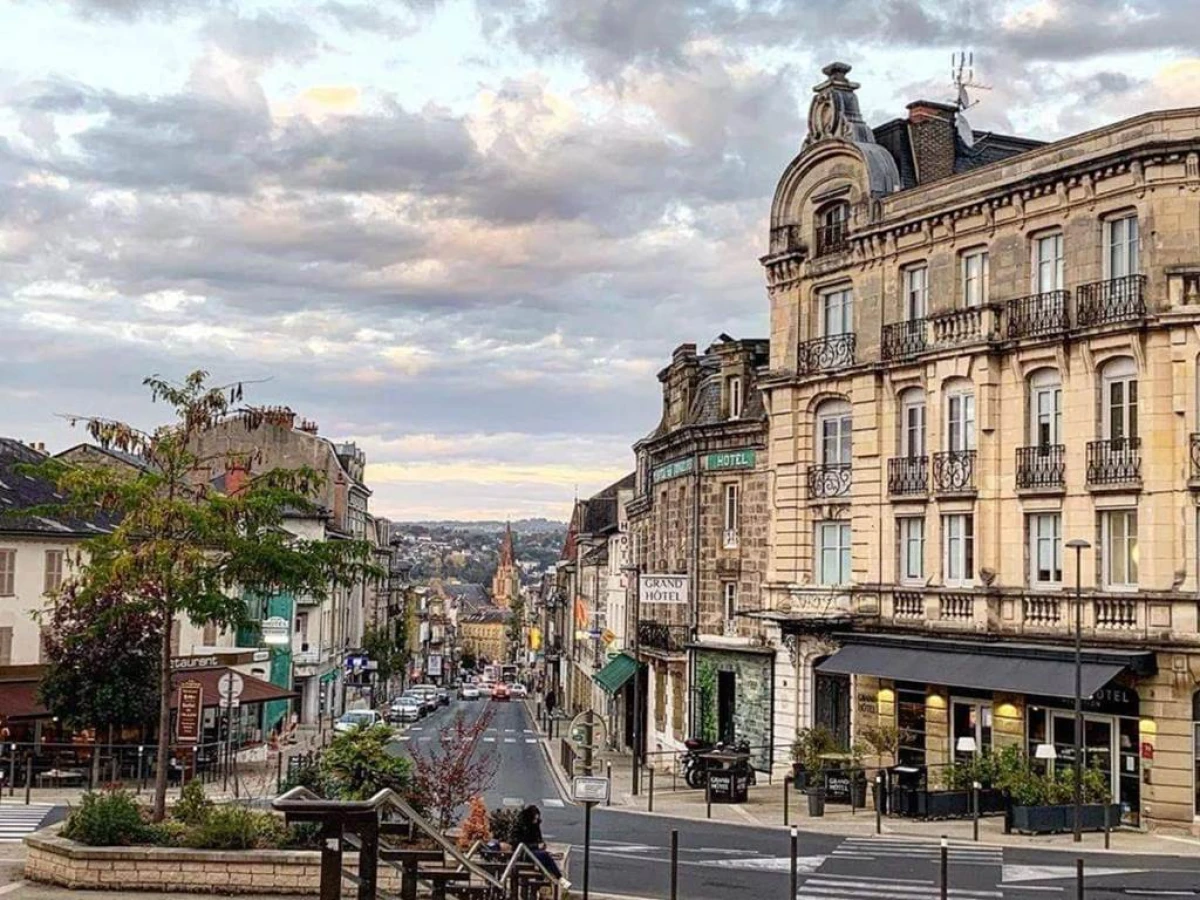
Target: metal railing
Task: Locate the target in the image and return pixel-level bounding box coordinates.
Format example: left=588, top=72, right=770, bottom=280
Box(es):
left=1085, top=438, right=1141, bottom=486
left=1076, top=274, right=1146, bottom=327
left=887, top=456, right=928, bottom=495
left=1015, top=444, right=1065, bottom=490
left=807, top=463, right=852, bottom=498
left=797, top=333, right=855, bottom=374
left=932, top=449, right=977, bottom=493
left=881, top=319, right=927, bottom=361
left=637, top=620, right=690, bottom=653
left=815, top=221, right=849, bottom=256
left=1006, top=291, right=1069, bottom=338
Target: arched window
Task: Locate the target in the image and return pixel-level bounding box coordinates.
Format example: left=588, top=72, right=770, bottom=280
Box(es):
left=898, top=388, right=926, bottom=458
left=815, top=399, right=852, bottom=465
left=1101, top=357, right=1138, bottom=445
left=816, top=201, right=849, bottom=256
left=1028, top=368, right=1063, bottom=448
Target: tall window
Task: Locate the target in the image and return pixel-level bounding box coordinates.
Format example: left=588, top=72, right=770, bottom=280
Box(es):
left=43, top=550, right=64, bottom=596
left=946, top=386, right=976, bottom=452
left=0, top=549, right=13, bottom=596
left=900, top=389, right=926, bottom=458
left=904, top=265, right=928, bottom=320
left=1103, top=357, right=1138, bottom=444
left=1029, top=513, right=1062, bottom=587
left=817, top=521, right=852, bottom=586
left=1106, top=215, right=1139, bottom=279
left=822, top=287, right=853, bottom=337
left=1033, top=232, right=1065, bottom=292
left=723, top=483, right=739, bottom=535
left=962, top=249, right=990, bottom=307
left=817, top=202, right=849, bottom=255
left=898, top=517, right=925, bottom=583
left=943, top=514, right=974, bottom=587
left=728, top=376, right=743, bottom=419
left=1102, top=510, right=1138, bottom=589
left=1030, top=369, right=1063, bottom=447
left=817, top=399, right=853, bottom=465
left=723, top=582, right=737, bottom=630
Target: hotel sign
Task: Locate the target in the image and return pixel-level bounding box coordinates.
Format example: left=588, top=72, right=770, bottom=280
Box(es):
left=652, top=457, right=695, bottom=483
left=639, top=575, right=689, bottom=605
left=703, top=449, right=756, bottom=472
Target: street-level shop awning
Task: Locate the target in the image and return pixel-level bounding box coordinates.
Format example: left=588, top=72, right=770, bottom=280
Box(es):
left=593, top=653, right=639, bottom=695
left=816, top=634, right=1155, bottom=700
left=171, top=667, right=297, bottom=709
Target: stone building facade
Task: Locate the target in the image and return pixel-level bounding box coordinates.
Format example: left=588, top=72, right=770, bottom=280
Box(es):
left=627, top=337, right=791, bottom=773
left=460, top=608, right=509, bottom=666
left=759, top=62, right=1200, bottom=829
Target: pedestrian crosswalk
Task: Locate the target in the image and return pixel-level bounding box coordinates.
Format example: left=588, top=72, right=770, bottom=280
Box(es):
left=797, top=872, right=1001, bottom=899
left=0, top=803, right=53, bottom=842
left=499, top=797, right=566, bottom=810
left=832, top=837, right=1003, bottom=866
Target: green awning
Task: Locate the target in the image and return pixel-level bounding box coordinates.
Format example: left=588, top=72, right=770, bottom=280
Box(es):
left=594, top=653, right=638, bottom=694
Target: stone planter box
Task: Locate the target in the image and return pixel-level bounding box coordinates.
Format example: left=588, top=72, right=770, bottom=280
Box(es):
left=24, top=826, right=401, bottom=895
left=1009, top=803, right=1120, bottom=835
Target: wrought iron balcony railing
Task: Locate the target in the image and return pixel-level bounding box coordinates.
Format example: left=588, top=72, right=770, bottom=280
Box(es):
left=815, top=221, right=849, bottom=257
left=797, top=333, right=855, bottom=374
left=881, top=319, right=928, bottom=361
left=1016, top=444, right=1066, bottom=490
left=1085, top=438, right=1141, bottom=487
left=930, top=307, right=983, bottom=346
left=637, top=620, right=690, bottom=653
left=1006, top=290, right=1070, bottom=338
left=807, top=463, right=852, bottom=499
left=932, top=449, right=977, bottom=493
left=887, top=456, right=928, bottom=495
left=1076, top=274, right=1146, bottom=327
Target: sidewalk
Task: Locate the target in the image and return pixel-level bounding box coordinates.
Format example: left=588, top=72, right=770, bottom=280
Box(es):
left=537, top=726, right=1200, bottom=858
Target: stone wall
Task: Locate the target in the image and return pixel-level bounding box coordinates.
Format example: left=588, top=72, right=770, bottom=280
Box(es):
left=692, top=647, right=774, bottom=770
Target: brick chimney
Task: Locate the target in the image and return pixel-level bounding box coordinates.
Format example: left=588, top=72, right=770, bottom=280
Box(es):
left=224, top=459, right=250, bottom=496
left=907, top=100, right=958, bottom=184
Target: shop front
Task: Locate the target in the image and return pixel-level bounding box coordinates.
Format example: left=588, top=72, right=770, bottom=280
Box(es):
left=818, top=633, right=1157, bottom=826
left=690, top=644, right=775, bottom=772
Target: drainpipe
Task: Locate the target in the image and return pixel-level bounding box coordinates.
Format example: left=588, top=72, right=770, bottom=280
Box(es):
left=688, top=451, right=701, bottom=739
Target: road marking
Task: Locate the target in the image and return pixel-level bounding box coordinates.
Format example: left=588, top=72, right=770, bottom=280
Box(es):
left=397, top=736, right=411, bottom=742
left=504, top=738, right=516, bottom=743
left=0, top=882, right=24, bottom=895
left=525, top=738, right=537, bottom=744
left=0, top=804, right=54, bottom=843
left=483, top=737, right=496, bottom=743
left=694, top=855, right=826, bottom=873
left=524, top=729, right=534, bottom=734
left=502, top=797, right=523, bottom=807
left=1003, top=865, right=1147, bottom=883
left=797, top=874, right=1001, bottom=899
left=411, top=727, right=423, bottom=731
left=543, top=799, right=564, bottom=808
left=505, top=729, right=515, bottom=733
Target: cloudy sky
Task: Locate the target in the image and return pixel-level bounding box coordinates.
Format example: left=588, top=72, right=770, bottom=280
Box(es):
left=2, top=0, right=1198, bottom=521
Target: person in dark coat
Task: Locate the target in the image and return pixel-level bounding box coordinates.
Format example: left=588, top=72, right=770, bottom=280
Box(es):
left=544, top=689, right=557, bottom=717
left=511, top=805, right=567, bottom=887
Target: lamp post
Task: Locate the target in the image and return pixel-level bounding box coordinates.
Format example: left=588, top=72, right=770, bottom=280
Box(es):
left=622, top=564, right=643, bottom=796
left=1065, top=538, right=1091, bottom=844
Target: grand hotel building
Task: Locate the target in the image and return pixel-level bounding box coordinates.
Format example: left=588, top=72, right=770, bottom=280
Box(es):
left=759, top=63, right=1200, bottom=830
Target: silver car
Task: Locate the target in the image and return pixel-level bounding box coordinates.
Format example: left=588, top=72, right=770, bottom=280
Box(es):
left=389, top=696, right=423, bottom=723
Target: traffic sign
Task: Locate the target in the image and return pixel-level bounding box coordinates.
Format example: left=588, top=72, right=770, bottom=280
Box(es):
left=572, top=776, right=610, bottom=804
left=217, top=671, right=244, bottom=702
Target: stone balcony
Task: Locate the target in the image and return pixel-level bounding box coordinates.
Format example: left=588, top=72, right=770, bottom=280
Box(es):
left=880, top=588, right=1198, bottom=643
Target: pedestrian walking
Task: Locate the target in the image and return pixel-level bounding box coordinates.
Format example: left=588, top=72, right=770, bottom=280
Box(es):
left=544, top=688, right=557, bottom=717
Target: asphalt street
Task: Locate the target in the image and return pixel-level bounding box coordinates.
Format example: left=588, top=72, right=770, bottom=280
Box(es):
left=402, top=698, right=1200, bottom=899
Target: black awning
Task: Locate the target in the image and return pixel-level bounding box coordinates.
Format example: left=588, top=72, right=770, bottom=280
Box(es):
left=816, top=635, right=1155, bottom=699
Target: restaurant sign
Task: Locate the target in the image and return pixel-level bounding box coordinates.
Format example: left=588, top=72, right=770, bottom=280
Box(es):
left=652, top=457, right=695, bottom=483
left=703, top=449, right=756, bottom=472
left=176, top=680, right=204, bottom=743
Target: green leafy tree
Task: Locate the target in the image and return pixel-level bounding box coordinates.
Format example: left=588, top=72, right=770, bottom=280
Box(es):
left=361, top=623, right=406, bottom=694
left=35, top=372, right=378, bottom=820
left=505, top=598, right=524, bottom=664
left=321, top=723, right=412, bottom=800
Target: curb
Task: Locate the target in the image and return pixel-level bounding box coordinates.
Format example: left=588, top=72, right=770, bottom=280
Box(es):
left=521, top=699, right=575, bottom=806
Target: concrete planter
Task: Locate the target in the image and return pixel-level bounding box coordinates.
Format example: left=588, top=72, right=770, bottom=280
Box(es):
left=24, top=826, right=399, bottom=895
left=1009, top=803, right=1120, bottom=835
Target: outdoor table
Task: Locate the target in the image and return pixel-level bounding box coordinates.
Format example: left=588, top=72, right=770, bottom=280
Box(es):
left=37, top=768, right=86, bottom=788
left=699, top=750, right=752, bottom=803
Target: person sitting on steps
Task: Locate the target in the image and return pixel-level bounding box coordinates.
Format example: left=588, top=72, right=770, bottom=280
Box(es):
left=511, top=804, right=570, bottom=891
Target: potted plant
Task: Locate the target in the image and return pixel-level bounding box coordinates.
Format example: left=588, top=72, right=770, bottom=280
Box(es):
left=1003, top=759, right=1119, bottom=834
left=790, top=726, right=836, bottom=794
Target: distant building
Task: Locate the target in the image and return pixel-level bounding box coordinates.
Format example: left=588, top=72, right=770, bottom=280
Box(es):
left=460, top=608, right=509, bottom=667
left=491, top=522, right=521, bottom=608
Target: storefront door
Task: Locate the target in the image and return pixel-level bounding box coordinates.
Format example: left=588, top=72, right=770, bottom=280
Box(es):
left=814, top=667, right=851, bottom=748
left=1049, top=713, right=1139, bottom=823
left=951, top=699, right=993, bottom=763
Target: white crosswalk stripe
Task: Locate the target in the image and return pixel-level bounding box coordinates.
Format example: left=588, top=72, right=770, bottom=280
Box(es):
left=797, top=872, right=1001, bottom=899
left=542, top=799, right=564, bottom=809
left=504, top=738, right=516, bottom=743
left=0, top=804, right=53, bottom=842
left=833, top=838, right=1002, bottom=865
left=525, top=738, right=537, bottom=744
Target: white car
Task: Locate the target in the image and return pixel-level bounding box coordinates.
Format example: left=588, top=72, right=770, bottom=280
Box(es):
left=458, top=684, right=480, bottom=700
left=509, top=683, right=528, bottom=699
left=389, top=696, right=423, bottom=723
left=334, top=709, right=383, bottom=733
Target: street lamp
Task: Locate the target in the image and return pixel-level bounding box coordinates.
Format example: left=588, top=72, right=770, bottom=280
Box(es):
left=1065, top=538, right=1091, bottom=844
left=622, top=563, right=643, bottom=796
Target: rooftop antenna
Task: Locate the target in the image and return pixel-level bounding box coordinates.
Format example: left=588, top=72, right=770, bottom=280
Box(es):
left=951, top=51, right=991, bottom=148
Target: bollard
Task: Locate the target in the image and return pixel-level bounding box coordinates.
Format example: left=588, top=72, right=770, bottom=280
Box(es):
left=1076, top=857, right=1083, bottom=900
left=669, top=829, right=679, bottom=900
left=850, top=768, right=857, bottom=815
left=939, top=836, right=948, bottom=900
left=783, top=775, right=791, bottom=826
left=7, top=745, right=14, bottom=797
left=972, top=781, right=981, bottom=843
left=789, top=827, right=798, bottom=900
left=24, top=756, right=32, bottom=805
left=875, top=775, right=882, bottom=835
left=606, top=762, right=612, bottom=807
left=276, top=749, right=284, bottom=793
left=1103, top=802, right=1110, bottom=850
left=706, top=777, right=712, bottom=820
left=648, top=767, right=655, bottom=813
left=137, top=747, right=145, bottom=795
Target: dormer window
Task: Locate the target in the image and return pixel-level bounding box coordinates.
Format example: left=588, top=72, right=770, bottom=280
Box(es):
left=728, top=376, right=743, bottom=419
left=816, top=202, right=850, bottom=256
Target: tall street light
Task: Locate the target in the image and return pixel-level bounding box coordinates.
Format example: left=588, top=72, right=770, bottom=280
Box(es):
left=622, top=564, right=643, bottom=796
left=1066, top=538, right=1091, bottom=844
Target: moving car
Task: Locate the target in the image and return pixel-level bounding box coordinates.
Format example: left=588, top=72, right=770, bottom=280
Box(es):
left=334, top=709, right=382, bottom=733
left=389, top=696, right=423, bottom=724
left=436, top=688, right=451, bottom=707
left=409, top=685, right=439, bottom=714
left=491, top=683, right=510, bottom=702
left=458, top=684, right=480, bottom=700
left=508, top=683, right=528, bottom=699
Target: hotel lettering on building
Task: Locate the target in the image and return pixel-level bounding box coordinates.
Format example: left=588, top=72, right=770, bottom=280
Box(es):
left=758, top=63, right=1200, bottom=829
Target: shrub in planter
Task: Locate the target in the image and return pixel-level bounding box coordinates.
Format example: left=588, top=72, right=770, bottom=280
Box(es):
left=172, top=778, right=212, bottom=826
left=184, top=806, right=287, bottom=851
left=791, top=726, right=837, bottom=793
left=488, top=807, right=519, bottom=844
left=62, top=789, right=150, bottom=847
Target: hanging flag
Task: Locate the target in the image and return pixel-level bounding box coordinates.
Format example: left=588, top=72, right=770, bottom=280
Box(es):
left=574, top=597, right=588, bottom=627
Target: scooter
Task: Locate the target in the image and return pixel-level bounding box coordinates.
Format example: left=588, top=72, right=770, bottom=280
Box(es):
left=681, top=738, right=713, bottom=788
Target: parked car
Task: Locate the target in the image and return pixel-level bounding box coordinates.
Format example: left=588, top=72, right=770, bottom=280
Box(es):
left=389, top=696, right=423, bottom=724
left=491, top=683, right=510, bottom=702
left=458, top=684, right=480, bottom=700
left=436, top=688, right=451, bottom=707
left=334, top=709, right=383, bottom=733
left=509, top=683, right=528, bottom=699
left=410, top=685, right=439, bottom=714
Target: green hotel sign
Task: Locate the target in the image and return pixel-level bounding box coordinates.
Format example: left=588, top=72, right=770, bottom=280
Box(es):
left=652, top=457, right=695, bottom=483
left=704, top=449, right=756, bottom=471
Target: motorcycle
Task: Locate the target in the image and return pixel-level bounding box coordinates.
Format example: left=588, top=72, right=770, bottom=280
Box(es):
left=681, top=737, right=758, bottom=788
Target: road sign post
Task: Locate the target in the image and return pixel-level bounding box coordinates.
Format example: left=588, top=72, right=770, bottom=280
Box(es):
left=572, top=776, right=609, bottom=900
left=218, top=672, right=244, bottom=793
